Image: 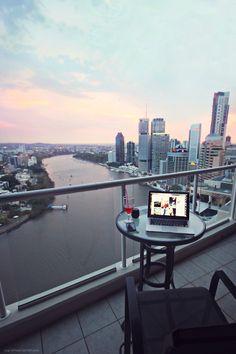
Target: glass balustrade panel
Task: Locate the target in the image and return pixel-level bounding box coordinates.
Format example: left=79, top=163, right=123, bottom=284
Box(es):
left=0, top=202, right=21, bottom=305
left=191, top=169, right=232, bottom=226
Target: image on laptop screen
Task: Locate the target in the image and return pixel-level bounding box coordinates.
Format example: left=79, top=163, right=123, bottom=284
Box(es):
left=148, top=191, right=189, bottom=220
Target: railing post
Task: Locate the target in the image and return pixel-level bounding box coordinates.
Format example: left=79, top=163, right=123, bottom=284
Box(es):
left=0, top=282, right=10, bottom=320
left=120, top=185, right=127, bottom=268
left=230, top=169, right=236, bottom=220
left=192, top=174, right=198, bottom=214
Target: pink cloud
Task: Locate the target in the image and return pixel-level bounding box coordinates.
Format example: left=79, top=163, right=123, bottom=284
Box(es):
left=0, top=88, right=49, bottom=109
left=1, top=86, right=235, bottom=144
left=0, top=120, right=16, bottom=129
left=0, top=87, right=142, bottom=143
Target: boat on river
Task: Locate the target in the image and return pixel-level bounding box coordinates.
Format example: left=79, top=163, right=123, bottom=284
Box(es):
left=48, top=204, right=68, bottom=211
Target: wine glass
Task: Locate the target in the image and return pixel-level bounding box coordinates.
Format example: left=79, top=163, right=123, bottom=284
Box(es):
left=123, top=196, right=134, bottom=223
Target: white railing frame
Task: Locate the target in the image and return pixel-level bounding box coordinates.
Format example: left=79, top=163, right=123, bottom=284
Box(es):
left=230, top=169, right=236, bottom=220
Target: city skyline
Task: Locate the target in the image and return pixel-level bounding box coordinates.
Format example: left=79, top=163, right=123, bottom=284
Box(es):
left=0, top=1, right=236, bottom=144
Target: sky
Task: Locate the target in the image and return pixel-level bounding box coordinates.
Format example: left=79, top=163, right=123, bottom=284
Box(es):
left=0, top=0, right=236, bottom=145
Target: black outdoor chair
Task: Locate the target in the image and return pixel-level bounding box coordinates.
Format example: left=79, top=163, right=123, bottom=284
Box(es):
left=124, top=271, right=236, bottom=354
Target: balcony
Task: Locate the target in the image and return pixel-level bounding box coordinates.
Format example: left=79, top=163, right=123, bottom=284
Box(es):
left=0, top=164, right=236, bottom=352
left=1, top=233, right=236, bottom=353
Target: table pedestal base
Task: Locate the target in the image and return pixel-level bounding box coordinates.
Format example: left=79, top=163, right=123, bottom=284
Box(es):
left=138, top=243, right=176, bottom=291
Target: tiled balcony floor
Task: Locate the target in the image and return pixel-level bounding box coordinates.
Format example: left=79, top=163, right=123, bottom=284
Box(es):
left=1, top=233, right=236, bottom=354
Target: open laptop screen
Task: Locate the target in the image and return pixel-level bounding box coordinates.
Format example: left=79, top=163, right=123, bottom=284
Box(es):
left=148, top=191, right=189, bottom=220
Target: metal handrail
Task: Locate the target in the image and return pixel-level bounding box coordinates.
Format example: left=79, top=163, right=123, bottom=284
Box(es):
left=0, top=164, right=235, bottom=203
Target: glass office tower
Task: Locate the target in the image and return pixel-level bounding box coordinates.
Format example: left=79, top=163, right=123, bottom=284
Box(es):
left=151, top=118, right=169, bottom=174
left=138, top=119, right=150, bottom=172
left=115, top=132, right=125, bottom=164
left=188, top=123, right=201, bottom=167
left=210, top=92, right=230, bottom=140
left=126, top=141, right=135, bottom=164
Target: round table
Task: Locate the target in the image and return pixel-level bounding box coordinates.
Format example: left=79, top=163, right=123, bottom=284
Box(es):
left=116, top=206, right=206, bottom=290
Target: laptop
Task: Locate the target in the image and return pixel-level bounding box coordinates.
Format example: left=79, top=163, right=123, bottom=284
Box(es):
left=146, top=191, right=194, bottom=234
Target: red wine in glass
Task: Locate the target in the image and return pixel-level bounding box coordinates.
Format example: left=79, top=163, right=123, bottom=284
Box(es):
left=124, top=206, right=133, bottom=215
left=123, top=196, right=134, bottom=223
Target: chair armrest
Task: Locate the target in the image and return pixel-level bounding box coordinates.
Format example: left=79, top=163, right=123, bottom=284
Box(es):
left=209, top=270, right=236, bottom=299
left=124, top=277, right=143, bottom=354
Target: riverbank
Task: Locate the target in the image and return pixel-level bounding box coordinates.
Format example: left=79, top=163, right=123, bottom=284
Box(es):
left=27, top=167, right=54, bottom=219
left=73, top=152, right=107, bottom=164
left=0, top=159, right=55, bottom=234
left=0, top=215, right=29, bottom=235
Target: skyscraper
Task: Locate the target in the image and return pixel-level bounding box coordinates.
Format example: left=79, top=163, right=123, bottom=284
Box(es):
left=126, top=141, right=135, bottom=164
left=151, top=118, right=169, bottom=174
left=115, top=132, right=125, bottom=164
left=188, top=123, right=201, bottom=166
left=151, top=118, right=165, bottom=134
left=210, top=91, right=230, bottom=139
left=138, top=119, right=150, bottom=171
left=151, top=133, right=170, bottom=174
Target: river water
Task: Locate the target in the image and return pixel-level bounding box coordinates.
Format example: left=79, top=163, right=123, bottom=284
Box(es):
left=0, top=155, right=150, bottom=304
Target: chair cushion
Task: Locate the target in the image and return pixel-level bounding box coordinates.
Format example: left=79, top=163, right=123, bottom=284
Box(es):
left=137, top=287, right=228, bottom=354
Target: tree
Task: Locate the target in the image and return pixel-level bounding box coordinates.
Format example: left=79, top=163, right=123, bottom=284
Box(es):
left=0, top=174, right=19, bottom=190
left=170, top=185, right=182, bottom=191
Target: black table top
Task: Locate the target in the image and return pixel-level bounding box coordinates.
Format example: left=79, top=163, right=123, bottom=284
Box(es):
left=116, top=206, right=206, bottom=247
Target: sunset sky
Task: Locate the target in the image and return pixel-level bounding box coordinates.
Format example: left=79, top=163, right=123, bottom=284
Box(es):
left=0, top=0, right=236, bottom=144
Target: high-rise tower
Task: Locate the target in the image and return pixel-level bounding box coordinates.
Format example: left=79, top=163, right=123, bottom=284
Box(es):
left=210, top=92, right=230, bottom=139
left=188, top=123, right=201, bottom=166
left=126, top=141, right=135, bottom=164
left=138, top=119, right=150, bottom=171
left=151, top=118, right=169, bottom=174
left=115, top=132, right=125, bottom=164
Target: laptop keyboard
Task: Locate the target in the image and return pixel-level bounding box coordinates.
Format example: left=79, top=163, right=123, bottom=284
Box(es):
left=150, top=218, right=187, bottom=227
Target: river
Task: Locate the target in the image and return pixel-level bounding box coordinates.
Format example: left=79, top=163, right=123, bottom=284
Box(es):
left=0, top=155, right=149, bottom=304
